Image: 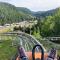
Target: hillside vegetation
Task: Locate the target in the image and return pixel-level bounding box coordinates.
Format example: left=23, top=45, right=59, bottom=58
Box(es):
left=0, top=2, right=59, bottom=25
left=26, top=7, right=60, bottom=37
left=0, top=2, right=60, bottom=37
left=0, top=2, right=34, bottom=25
left=33, top=9, right=57, bottom=19
left=40, top=8, right=60, bottom=37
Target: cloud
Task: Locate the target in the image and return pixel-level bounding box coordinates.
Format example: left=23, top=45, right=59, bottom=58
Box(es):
left=0, top=0, right=11, bottom=2
left=0, top=0, right=60, bottom=11
left=12, top=0, right=60, bottom=11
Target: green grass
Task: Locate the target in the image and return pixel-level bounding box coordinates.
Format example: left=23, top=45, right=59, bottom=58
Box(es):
left=0, top=34, right=60, bottom=60
left=38, top=39, right=60, bottom=56
left=0, top=40, right=17, bottom=60
left=33, top=34, right=60, bottom=55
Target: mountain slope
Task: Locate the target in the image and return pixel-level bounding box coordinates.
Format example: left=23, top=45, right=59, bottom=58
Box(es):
left=39, top=7, right=60, bottom=37
left=16, top=7, right=32, bottom=14
left=0, top=2, right=59, bottom=25
left=0, top=2, right=34, bottom=25
left=33, top=9, right=57, bottom=19
left=16, top=7, right=57, bottom=19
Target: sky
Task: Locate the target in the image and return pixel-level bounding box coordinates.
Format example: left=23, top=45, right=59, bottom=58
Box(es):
left=0, top=0, right=60, bottom=11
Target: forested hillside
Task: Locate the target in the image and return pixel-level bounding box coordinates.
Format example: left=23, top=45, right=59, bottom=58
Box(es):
left=0, top=2, right=34, bottom=25
left=35, top=8, right=60, bottom=37
left=22, top=7, right=60, bottom=37
left=0, top=2, right=60, bottom=37
left=33, top=9, right=57, bottom=19
left=16, top=7, right=32, bottom=14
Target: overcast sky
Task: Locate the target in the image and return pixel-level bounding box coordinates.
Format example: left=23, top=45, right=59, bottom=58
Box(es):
left=0, top=0, right=60, bottom=11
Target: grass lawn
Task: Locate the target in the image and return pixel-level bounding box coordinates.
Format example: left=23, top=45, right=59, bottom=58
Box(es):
left=0, top=40, right=17, bottom=60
